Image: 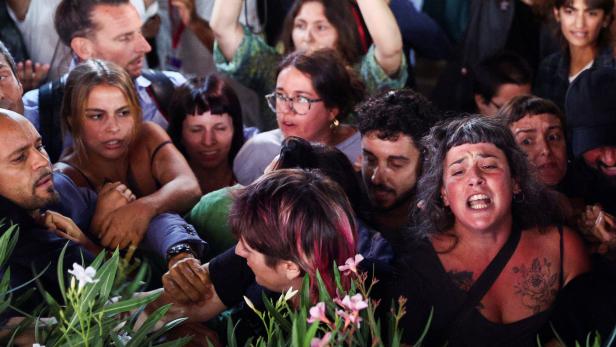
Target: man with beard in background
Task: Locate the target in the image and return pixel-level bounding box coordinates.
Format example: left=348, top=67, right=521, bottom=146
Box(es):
left=356, top=89, right=441, bottom=253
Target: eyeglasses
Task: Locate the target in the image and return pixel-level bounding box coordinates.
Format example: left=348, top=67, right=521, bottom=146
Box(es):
left=265, top=92, right=323, bottom=115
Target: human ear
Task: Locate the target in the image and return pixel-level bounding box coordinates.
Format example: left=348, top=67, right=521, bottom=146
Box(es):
left=71, top=37, right=94, bottom=60
left=512, top=180, right=521, bottom=195
left=553, top=8, right=560, bottom=22
left=440, top=186, right=450, bottom=206
left=283, top=261, right=302, bottom=281
left=328, top=107, right=340, bottom=122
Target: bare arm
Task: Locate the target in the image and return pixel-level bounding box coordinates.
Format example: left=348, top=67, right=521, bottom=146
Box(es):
left=210, top=0, right=245, bottom=60
left=356, top=0, right=404, bottom=76
left=562, top=226, right=591, bottom=285
left=141, top=122, right=201, bottom=216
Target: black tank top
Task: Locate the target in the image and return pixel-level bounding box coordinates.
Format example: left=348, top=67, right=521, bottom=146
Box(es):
left=394, top=225, right=564, bottom=346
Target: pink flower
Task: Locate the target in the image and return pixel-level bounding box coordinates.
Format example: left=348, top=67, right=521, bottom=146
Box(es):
left=338, top=254, right=364, bottom=276
left=310, top=332, right=332, bottom=347
left=335, top=294, right=368, bottom=312
left=307, top=302, right=330, bottom=324
left=336, top=309, right=363, bottom=329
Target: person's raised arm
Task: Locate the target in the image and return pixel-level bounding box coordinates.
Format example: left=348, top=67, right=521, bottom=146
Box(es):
left=356, top=0, right=404, bottom=76
left=210, top=0, right=245, bottom=61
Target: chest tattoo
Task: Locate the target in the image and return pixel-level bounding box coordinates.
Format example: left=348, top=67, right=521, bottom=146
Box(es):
left=447, top=270, right=474, bottom=292
left=512, top=258, right=559, bottom=313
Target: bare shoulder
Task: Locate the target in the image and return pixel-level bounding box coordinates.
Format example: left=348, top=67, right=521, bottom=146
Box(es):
left=53, top=159, right=89, bottom=189
left=135, top=121, right=173, bottom=151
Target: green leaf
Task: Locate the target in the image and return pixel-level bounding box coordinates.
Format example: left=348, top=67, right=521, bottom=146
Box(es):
left=98, top=291, right=160, bottom=316
left=261, top=291, right=291, bottom=333
left=314, top=270, right=331, bottom=302
left=127, top=304, right=171, bottom=346
left=302, top=322, right=320, bottom=347
left=55, top=241, right=69, bottom=303
left=413, top=306, right=433, bottom=347
left=147, top=317, right=188, bottom=342
left=226, top=316, right=239, bottom=347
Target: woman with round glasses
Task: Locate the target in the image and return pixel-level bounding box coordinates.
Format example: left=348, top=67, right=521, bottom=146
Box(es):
left=232, top=49, right=365, bottom=185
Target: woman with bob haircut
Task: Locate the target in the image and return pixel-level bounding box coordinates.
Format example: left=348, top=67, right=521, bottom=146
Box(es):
left=391, top=116, right=590, bottom=346
left=232, top=49, right=365, bottom=185
left=154, top=169, right=357, bottom=331
left=54, top=60, right=203, bottom=262
left=210, top=0, right=405, bottom=129
left=168, top=74, right=245, bottom=195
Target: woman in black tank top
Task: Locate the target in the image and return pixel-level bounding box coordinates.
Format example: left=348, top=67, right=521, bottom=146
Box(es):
left=391, top=116, right=590, bottom=346
left=54, top=59, right=201, bottom=252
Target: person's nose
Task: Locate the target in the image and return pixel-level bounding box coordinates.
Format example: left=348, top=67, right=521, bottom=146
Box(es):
left=371, top=165, right=385, bottom=185
left=31, top=146, right=50, bottom=170
left=536, top=137, right=552, bottom=158
left=106, top=116, right=120, bottom=133
left=601, top=148, right=616, bottom=166
left=201, top=129, right=216, bottom=146
left=136, top=32, right=152, bottom=54
left=467, top=165, right=485, bottom=186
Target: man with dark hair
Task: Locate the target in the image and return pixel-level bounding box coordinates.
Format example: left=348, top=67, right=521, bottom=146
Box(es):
left=356, top=89, right=441, bottom=247
left=22, top=0, right=185, bottom=162
left=472, top=52, right=532, bottom=116
left=0, top=40, right=24, bottom=115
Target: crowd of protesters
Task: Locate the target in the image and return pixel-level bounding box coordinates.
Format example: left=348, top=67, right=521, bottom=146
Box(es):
left=0, top=0, right=616, bottom=345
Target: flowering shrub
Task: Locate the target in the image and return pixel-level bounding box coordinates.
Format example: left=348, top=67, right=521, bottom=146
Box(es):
left=228, top=254, right=413, bottom=347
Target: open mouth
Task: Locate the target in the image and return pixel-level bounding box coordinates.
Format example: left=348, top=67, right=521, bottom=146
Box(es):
left=103, top=140, right=123, bottom=150
left=467, top=194, right=491, bottom=210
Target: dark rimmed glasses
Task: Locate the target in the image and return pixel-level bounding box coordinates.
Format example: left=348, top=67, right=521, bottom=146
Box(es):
left=265, top=92, right=323, bottom=115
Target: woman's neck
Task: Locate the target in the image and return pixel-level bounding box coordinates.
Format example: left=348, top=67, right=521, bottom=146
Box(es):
left=568, top=44, right=598, bottom=77
left=191, top=161, right=234, bottom=195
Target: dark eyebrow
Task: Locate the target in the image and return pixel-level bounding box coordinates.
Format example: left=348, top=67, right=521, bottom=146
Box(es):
left=388, top=155, right=410, bottom=162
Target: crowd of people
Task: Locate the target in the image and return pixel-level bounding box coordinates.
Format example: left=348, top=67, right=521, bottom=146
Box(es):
left=0, top=0, right=616, bottom=345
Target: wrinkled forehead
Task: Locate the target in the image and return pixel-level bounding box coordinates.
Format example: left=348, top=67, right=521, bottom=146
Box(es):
left=0, top=114, right=39, bottom=157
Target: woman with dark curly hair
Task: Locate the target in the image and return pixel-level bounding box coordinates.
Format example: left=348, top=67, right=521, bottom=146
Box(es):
left=392, top=116, right=590, bottom=346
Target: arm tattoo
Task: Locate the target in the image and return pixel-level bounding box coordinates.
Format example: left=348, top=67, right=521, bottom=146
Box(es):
left=447, top=270, right=474, bottom=292
left=512, top=258, right=558, bottom=313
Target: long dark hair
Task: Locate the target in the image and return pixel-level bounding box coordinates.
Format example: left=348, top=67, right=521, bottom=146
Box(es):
left=280, top=0, right=363, bottom=65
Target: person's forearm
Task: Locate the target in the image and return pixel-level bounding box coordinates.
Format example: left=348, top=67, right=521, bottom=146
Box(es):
left=188, top=17, right=215, bottom=51
left=210, top=0, right=245, bottom=60
left=138, top=175, right=201, bottom=216
left=356, top=0, right=403, bottom=76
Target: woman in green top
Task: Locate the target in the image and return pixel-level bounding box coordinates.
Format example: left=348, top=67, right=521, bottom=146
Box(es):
left=210, top=0, right=407, bottom=130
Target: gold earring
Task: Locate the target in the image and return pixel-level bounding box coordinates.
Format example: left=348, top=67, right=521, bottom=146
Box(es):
left=330, top=118, right=340, bottom=129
